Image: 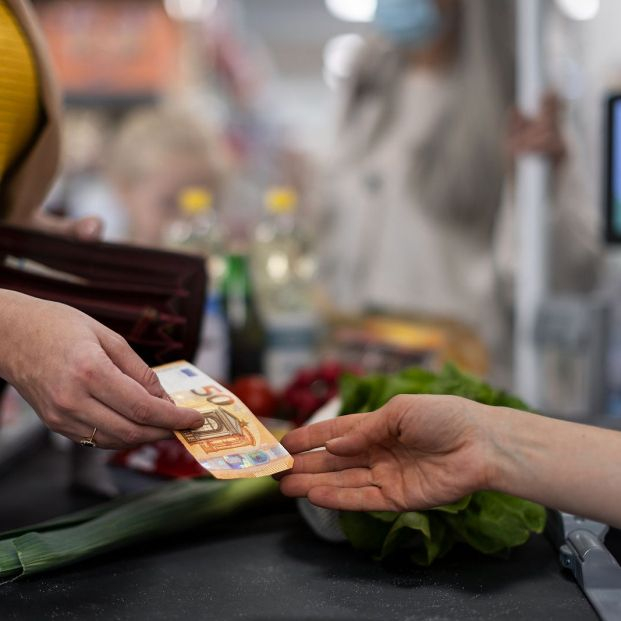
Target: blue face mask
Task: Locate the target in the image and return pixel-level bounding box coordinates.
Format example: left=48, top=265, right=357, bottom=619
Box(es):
left=373, top=0, right=443, bottom=48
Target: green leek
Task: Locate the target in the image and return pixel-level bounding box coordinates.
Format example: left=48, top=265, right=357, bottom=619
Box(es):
left=0, top=476, right=277, bottom=581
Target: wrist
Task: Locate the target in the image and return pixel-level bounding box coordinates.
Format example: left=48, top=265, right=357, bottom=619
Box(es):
left=474, top=405, right=532, bottom=495
left=482, top=405, right=555, bottom=500
left=467, top=404, right=503, bottom=492
left=459, top=400, right=512, bottom=494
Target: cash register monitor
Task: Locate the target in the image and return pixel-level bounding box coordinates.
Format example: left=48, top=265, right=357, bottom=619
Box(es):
left=605, top=93, right=621, bottom=242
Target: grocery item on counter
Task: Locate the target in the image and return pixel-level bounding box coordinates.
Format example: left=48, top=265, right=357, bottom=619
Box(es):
left=164, top=187, right=223, bottom=268
left=228, top=375, right=279, bottom=420
left=0, top=477, right=277, bottom=580
left=336, top=364, right=546, bottom=565
left=281, top=360, right=361, bottom=426
left=164, top=187, right=229, bottom=381
left=251, top=187, right=321, bottom=389
left=111, top=438, right=205, bottom=479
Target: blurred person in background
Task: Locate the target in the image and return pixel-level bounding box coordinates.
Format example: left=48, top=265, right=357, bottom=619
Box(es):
left=105, top=106, right=231, bottom=248
left=318, top=0, right=599, bottom=385
left=0, top=0, right=203, bottom=474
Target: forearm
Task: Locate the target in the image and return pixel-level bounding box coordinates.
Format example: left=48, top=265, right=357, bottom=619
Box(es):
left=0, top=289, right=41, bottom=383
left=486, top=407, right=621, bottom=527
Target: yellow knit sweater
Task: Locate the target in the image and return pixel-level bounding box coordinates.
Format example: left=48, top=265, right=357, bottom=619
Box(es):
left=0, top=0, right=39, bottom=179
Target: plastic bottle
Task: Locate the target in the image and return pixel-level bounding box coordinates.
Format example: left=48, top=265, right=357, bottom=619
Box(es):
left=251, top=187, right=320, bottom=389
left=164, top=187, right=225, bottom=283
left=164, top=187, right=228, bottom=380
left=252, top=187, right=299, bottom=313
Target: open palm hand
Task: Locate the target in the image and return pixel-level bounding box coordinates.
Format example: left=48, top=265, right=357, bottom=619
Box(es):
left=279, top=395, right=492, bottom=512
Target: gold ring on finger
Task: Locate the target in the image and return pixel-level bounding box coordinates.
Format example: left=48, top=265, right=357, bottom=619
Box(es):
left=79, top=427, right=98, bottom=448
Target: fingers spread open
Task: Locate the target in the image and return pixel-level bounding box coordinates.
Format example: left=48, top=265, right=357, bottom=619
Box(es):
left=282, top=413, right=367, bottom=454
left=291, top=449, right=369, bottom=474
left=307, top=485, right=391, bottom=512
left=280, top=468, right=374, bottom=498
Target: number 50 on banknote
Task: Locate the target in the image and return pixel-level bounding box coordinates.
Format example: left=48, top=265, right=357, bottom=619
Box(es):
left=154, top=361, right=293, bottom=479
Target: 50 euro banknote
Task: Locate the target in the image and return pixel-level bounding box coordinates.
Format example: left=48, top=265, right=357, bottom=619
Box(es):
left=154, top=361, right=293, bottom=479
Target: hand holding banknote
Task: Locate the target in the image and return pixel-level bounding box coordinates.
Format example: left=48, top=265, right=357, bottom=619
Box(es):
left=155, top=361, right=293, bottom=479
left=0, top=290, right=204, bottom=448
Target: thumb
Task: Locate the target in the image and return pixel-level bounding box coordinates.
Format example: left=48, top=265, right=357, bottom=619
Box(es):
left=71, top=216, right=104, bottom=241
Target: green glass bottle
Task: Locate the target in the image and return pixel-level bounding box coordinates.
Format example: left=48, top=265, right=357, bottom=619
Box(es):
left=221, top=254, right=265, bottom=380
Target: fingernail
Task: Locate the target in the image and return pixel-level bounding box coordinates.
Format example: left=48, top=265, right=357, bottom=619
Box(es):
left=191, top=416, right=204, bottom=429
left=84, top=220, right=99, bottom=235
left=78, top=218, right=102, bottom=240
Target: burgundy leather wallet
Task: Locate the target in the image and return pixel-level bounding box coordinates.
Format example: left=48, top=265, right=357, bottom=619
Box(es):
left=0, top=224, right=206, bottom=367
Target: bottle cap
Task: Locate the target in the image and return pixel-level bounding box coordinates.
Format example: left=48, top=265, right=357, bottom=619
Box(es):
left=264, top=187, right=298, bottom=214
left=178, top=187, right=213, bottom=215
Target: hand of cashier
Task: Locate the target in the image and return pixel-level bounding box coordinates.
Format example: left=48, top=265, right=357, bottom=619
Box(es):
left=279, top=394, right=621, bottom=529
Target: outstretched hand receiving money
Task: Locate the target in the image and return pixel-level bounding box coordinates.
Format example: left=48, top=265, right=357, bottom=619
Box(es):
left=279, top=393, right=621, bottom=529
left=278, top=395, right=490, bottom=512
